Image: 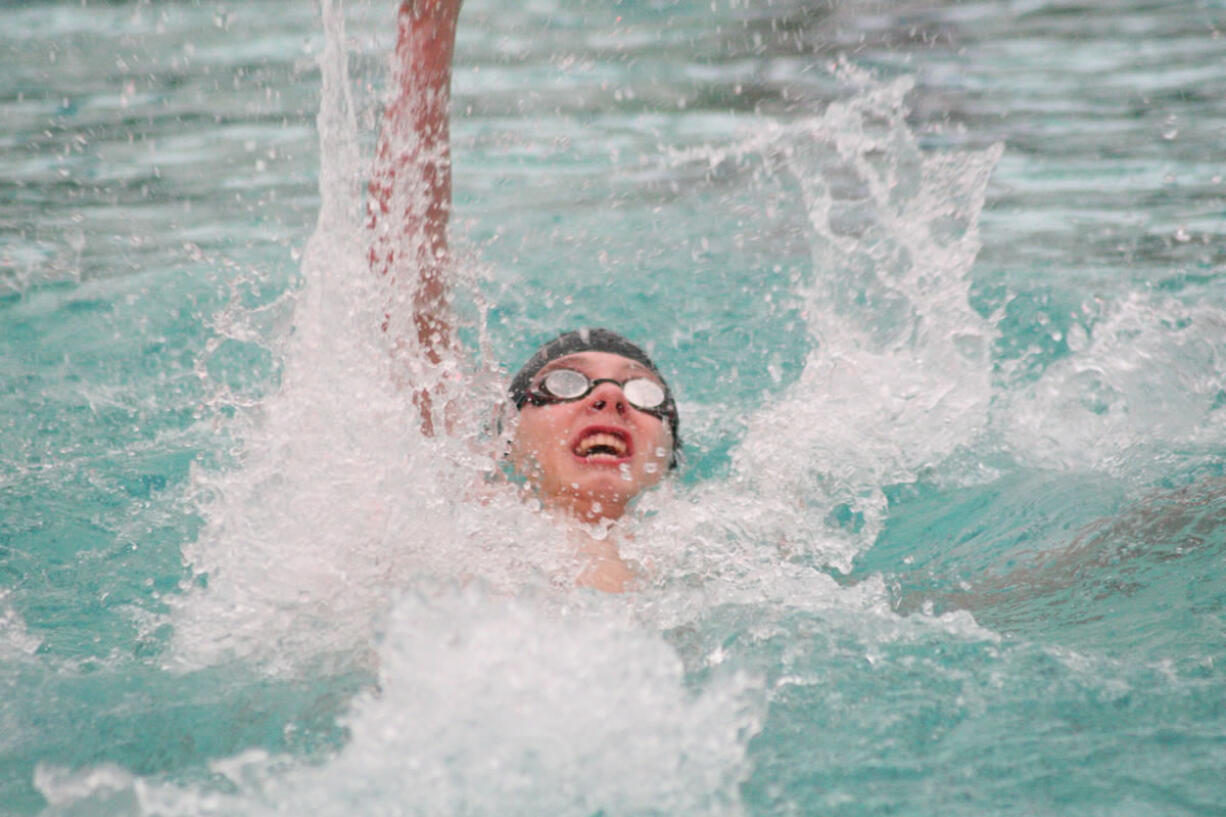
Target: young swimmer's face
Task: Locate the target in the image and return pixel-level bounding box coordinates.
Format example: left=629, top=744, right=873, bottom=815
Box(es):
left=511, top=351, right=673, bottom=522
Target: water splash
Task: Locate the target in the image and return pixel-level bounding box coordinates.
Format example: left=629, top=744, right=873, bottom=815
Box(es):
left=0, top=590, right=42, bottom=658
left=168, top=0, right=514, bottom=672
left=154, top=11, right=1017, bottom=817
left=998, top=291, right=1226, bottom=477
left=647, top=67, right=1003, bottom=578
left=40, top=590, right=764, bottom=817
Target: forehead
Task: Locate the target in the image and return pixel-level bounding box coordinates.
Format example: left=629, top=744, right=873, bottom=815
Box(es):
left=537, top=351, right=656, bottom=380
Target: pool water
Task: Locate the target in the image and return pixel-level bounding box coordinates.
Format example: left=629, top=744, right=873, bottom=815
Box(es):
left=3, top=1, right=1225, bottom=815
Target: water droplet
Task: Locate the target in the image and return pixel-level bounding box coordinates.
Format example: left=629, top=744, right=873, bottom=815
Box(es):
left=1067, top=324, right=1088, bottom=353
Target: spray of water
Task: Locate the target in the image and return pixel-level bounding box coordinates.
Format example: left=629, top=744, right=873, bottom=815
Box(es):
left=169, top=0, right=556, bottom=674
left=635, top=67, right=1003, bottom=585
left=999, top=291, right=1226, bottom=477
left=143, top=8, right=1013, bottom=817
left=0, top=589, right=42, bottom=659
left=41, top=590, right=763, bottom=817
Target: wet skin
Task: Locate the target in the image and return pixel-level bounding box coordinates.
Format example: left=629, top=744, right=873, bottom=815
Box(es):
left=511, top=351, right=673, bottom=524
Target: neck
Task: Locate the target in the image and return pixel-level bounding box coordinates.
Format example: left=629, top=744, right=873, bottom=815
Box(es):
left=563, top=513, right=636, bottom=594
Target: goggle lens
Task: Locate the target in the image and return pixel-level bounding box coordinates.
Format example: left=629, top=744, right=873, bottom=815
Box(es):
left=537, top=368, right=668, bottom=411
left=539, top=368, right=589, bottom=399
left=622, top=378, right=667, bottom=410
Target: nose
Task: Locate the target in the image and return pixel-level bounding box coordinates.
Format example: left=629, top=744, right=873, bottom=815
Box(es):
left=587, top=380, right=627, bottom=415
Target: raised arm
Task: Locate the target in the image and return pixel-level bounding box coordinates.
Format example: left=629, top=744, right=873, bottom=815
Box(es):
left=368, top=0, right=463, bottom=399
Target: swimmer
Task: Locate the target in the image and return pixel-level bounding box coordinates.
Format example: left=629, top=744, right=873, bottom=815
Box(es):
left=367, top=0, right=680, bottom=590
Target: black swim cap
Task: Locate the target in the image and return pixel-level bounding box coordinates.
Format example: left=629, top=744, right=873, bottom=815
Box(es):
left=509, top=328, right=681, bottom=465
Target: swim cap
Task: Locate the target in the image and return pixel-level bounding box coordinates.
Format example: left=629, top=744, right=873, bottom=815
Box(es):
left=509, top=328, right=681, bottom=465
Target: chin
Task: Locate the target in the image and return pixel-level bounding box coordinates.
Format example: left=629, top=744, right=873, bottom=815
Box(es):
left=572, top=474, right=636, bottom=502
left=552, top=471, right=640, bottom=514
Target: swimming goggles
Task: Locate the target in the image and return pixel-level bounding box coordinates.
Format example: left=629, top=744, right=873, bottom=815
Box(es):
left=526, top=368, right=669, bottom=414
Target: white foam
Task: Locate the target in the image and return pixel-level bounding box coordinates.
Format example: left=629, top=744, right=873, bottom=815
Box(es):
left=0, top=590, right=41, bottom=658
left=998, top=291, right=1226, bottom=475
left=294, top=589, right=761, bottom=816
left=661, top=67, right=1003, bottom=572
left=44, top=590, right=764, bottom=817
left=169, top=33, right=1012, bottom=675
left=167, top=0, right=497, bottom=671
left=73, top=19, right=1016, bottom=813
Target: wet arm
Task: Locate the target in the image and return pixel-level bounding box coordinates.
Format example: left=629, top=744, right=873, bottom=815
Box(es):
left=368, top=0, right=463, bottom=377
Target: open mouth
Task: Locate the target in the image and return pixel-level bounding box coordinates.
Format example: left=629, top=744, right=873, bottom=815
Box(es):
left=572, top=427, right=631, bottom=462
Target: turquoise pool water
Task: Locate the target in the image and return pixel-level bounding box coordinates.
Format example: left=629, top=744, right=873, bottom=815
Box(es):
left=3, top=0, right=1225, bottom=814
